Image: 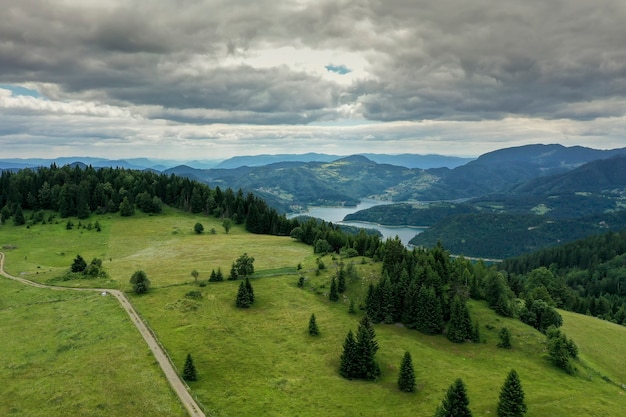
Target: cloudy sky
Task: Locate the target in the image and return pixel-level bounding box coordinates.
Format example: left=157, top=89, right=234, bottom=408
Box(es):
left=1, top=0, right=625, bottom=160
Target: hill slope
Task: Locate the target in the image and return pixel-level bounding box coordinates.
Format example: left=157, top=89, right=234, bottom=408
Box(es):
left=1, top=210, right=625, bottom=416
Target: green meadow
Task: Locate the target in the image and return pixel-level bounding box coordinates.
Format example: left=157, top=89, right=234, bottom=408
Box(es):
left=1, top=208, right=625, bottom=416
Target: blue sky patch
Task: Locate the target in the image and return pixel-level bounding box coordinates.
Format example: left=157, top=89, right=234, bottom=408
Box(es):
left=324, top=64, right=351, bottom=75
left=0, top=84, right=43, bottom=98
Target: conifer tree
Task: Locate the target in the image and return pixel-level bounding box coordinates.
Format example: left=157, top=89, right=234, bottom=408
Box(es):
left=339, top=330, right=358, bottom=379
left=355, top=315, right=380, bottom=380
left=447, top=296, right=473, bottom=343
left=365, top=283, right=382, bottom=323
left=416, top=285, right=443, bottom=335
left=236, top=281, right=251, bottom=308
left=245, top=277, right=255, bottom=303
left=228, top=262, right=238, bottom=280
left=71, top=254, right=88, bottom=273
left=498, top=327, right=512, bottom=349
left=216, top=267, right=224, bottom=282
left=497, top=369, right=527, bottom=417
left=337, top=267, right=346, bottom=294
left=308, top=313, right=319, bottom=336
left=182, top=353, right=197, bottom=382
left=435, top=378, right=473, bottom=417
left=13, top=204, right=25, bottom=226
left=329, top=277, right=339, bottom=301
left=397, top=351, right=416, bottom=392
left=209, top=269, right=218, bottom=282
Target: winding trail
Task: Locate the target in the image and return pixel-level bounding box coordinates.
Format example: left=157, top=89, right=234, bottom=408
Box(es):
left=0, top=252, right=205, bottom=417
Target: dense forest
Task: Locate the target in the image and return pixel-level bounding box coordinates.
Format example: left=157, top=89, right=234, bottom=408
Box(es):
left=500, top=231, right=626, bottom=325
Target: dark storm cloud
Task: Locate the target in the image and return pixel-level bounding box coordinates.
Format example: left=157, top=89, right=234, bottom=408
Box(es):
left=1, top=0, right=625, bottom=125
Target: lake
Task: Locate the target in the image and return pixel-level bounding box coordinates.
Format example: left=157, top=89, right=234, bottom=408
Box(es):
left=287, top=199, right=426, bottom=246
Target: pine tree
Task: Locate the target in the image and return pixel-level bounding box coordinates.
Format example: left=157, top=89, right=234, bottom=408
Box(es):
left=497, top=369, right=527, bottom=417
left=236, top=281, right=251, bottom=308
left=435, top=378, right=473, bottom=417
left=337, top=267, right=346, bottom=293
left=71, top=254, right=88, bottom=273
left=397, top=351, right=416, bottom=392
left=329, top=277, right=339, bottom=301
left=182, top=353, right=197, bottom=382
left=355, top=315, right=380, bottom=380
left=308, top=313, right=319, bottom=336
left=339, top=330, right=358, bottom=379
left=228, top=262, right=238, bottom=280
left=13, top=204, right=25, bottom=226
left=447, top=296, right=473, bottom=343
left=416, top=285, right=443, bottom=335
left=245, top=277, right=255, bottom=303
left=209, top=269, right=218, bottom=282
left=216, top=267, right=224, bottom=282
left=498, top=327, right=512, bottom=349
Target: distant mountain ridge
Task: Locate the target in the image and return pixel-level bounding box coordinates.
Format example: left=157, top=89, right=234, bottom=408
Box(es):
left=215, top=153, right=473, bottom=169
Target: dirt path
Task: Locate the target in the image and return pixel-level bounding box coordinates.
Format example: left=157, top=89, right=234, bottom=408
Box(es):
left=0, top=252, right=206, bottom=417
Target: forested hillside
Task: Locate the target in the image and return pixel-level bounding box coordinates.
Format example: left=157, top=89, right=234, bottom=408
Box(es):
left=500, top=231, right=626, bottom=325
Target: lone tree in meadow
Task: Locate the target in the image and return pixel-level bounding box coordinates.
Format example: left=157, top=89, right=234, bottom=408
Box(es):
left=182, top=353, right=197, bottom=382
left=397, top=351, right=416, bottom=392
left=194, top=222, right=204, bottom=234
left=236, top=280, right=253, bottom=308
left=222, top=218, right=233, bottom=234
left=309, top=313, right=319, bottom=336
left=497, top=369, right=527, bottom=417
left=191, top=269, right=199, bottom=283
left=130, top=270, right=151, bottom=294
left=338, top=330, right=358, bottom=379
left=435, top=378, right=473, bottom=417
left=234, top=253, right=255, bottom=278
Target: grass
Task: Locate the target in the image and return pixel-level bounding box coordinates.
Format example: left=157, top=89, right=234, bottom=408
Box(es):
left=0, top=278, right=186, bottom=417
left=1, top=208, right=625, bottom=416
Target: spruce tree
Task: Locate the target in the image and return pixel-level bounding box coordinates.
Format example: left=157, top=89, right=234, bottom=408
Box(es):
left=435, top=378, right=473, bottom=417
left=308, top=313, right=319, bottom=336
left=497, top=369, right=527, bottom=417
left=329, top=277, right=339, bottom=301
left=339, top=330, right=358, bottom=379
left=228, top=262, right=238, bottom=280
left=13, top=204, right=25, bottom=226
left=209, top=269, right=218, bottom=282
left=245, top=277, right=255, bottom=303
left=216, top=267, right=224, bottom=282
left=447, top=296, right=473, bottom=343
left=71, top=254, right=88, bottom=273
left=397, top=351, right=416, bottom=392
left=498, top=327, right=512, bottom=349
left=416, top=285, right=443, bottom=335
left=355, top=315, right=380, bottom=380
left=182, top=353, right=197, bottom=382
left=236, top=281, right=251, bottom=308
left=337, top=267, right=346, bottom=294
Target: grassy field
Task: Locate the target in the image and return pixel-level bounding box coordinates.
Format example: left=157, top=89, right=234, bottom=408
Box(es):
left=0, top=278, right=186, bottom=416
left=1, top=208, right=625, bottom=416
